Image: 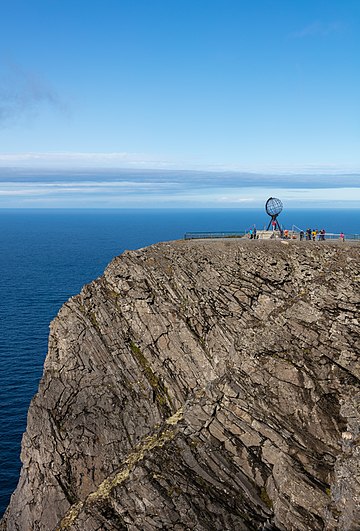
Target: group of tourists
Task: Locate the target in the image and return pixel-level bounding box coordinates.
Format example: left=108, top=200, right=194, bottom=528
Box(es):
left=301, top=228, right=327, bottom=241
left=249, top=227, right=258, bottom=239
left=300, top=228, right=345, bottom=241
left=247, top=226, right=346, bottom=241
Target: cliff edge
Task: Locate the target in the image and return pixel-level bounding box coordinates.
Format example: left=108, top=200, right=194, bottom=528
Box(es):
left=1, top=239, right=359, bottom=531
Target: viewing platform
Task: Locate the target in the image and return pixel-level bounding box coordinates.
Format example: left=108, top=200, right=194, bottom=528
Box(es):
left=184, top=230, right=360, bottom=241
left=184, top=198, right=360, bottom=242
left=184, top=231, right=246, bottom=240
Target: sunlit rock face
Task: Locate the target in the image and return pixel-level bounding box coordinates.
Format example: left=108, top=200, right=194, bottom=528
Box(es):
left=1, top=239, right=359, bottom=531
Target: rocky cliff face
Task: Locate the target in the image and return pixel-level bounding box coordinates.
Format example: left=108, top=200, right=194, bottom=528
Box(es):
left=1, top=239, right=359, bottom=531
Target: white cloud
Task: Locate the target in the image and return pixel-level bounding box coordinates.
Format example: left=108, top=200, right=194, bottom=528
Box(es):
left=291, top=21, right=344, bottom=39
left=0, top=62, right=67, bottom=126
left=216, top=196, right=255, bottom=203
left=0, top=152, right=359, bottom=174
left=0, top=151, right=176, bottom=169
left=0, top=183, right=359, bottom=207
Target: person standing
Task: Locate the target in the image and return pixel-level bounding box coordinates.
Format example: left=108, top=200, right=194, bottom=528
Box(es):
left=340, top=232, right=345, bottom=242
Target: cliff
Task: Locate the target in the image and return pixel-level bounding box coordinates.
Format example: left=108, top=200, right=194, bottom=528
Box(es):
left=1, top=239, right=359, bottom=531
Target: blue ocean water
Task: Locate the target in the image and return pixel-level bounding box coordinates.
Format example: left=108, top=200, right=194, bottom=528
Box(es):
left=0, top=207, right=359, bottom=516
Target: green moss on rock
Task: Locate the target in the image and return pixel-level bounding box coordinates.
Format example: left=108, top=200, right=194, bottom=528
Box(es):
left=130, top=342, right=173, bottom=417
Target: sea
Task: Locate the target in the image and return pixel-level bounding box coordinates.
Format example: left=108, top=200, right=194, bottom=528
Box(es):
left=0, top=207, right=359, bottom=516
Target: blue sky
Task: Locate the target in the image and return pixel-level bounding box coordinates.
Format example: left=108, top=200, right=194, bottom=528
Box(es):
left=0, top=0, right=359, bottom=207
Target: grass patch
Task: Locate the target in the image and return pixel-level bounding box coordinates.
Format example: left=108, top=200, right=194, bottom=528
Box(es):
left=130, top=342, right=173, bottom=417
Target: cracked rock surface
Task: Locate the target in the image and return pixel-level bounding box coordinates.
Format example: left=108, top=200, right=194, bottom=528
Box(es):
left=1, top=239, right=359, bottom=530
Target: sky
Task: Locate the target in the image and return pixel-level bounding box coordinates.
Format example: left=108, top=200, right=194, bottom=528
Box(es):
left=0, top=0, right=359, bottom=207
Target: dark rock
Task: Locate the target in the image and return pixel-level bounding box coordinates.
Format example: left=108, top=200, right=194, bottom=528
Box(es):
left=1, top=239, right=359, bottom=530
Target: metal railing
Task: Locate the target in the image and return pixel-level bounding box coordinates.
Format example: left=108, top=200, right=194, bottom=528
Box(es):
left=321, top=233, right=360, bottom=240
left=271, top=231, right=360, bottom=241
left=184, top=231, right=246, bottom=240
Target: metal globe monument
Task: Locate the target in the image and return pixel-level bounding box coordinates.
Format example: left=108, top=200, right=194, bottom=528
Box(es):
left=265, top=197, right=283, bottom=231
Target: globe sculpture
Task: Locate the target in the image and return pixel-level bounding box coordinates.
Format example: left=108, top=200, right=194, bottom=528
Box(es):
left=265, top=197, right=283, bottom=231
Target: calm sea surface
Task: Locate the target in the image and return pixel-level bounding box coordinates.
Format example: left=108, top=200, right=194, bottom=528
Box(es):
left=0, top=207, right=359, bottom=515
